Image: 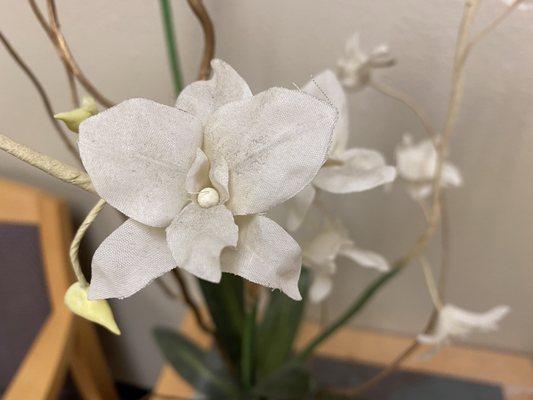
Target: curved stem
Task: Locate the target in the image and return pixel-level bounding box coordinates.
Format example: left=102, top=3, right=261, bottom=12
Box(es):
left=170, top=269, right=213, bottom=335
left=295, top=268, right=400, bottom=362
left=369, top=80, right=436, bottom=138
left=44, top=0, right=114, bottom=107
left=0, top=30, right=80, bottom=161
left=70, top=199, right=106, bottom=286
left=0, top=133, right=94, bottom=193
left=160, top=0, right=184, bottom=95
left=27, top=0, right=79, bottom=108
left=187, top=0, right=215, bottom=80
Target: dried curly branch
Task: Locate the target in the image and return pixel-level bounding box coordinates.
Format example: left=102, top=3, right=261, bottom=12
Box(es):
left=26, top=0, right=114, bottom=107
left=27, top=0, right=79, bottom=107
left=187, top=0, right=215, bottom=80
left=0, top=30, right=80, bottom=161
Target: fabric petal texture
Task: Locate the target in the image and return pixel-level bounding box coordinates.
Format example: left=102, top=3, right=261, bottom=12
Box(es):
left=303, top=70, right=349, bottom=159
left=186, top=148, right=211, bottom=194
left=204, top=87, right=337, bottom=215
left=314, top=148, right=396, bottom=194
left=309, top=272, right=333, bottom=303
left=175, top=59, right=252, bottom=124
left=284, top=185, right=316, bottom=232
left=88, top=219, right=177, bottom=300
left=338, top=244, right=390, bottom=272
left=166, top=203, right=238, bottom=283
left=209, top=156, right=230, bottom=204
left=79, top=98, right=203, bottom=227
left=221, top=216, right=303, bottom=300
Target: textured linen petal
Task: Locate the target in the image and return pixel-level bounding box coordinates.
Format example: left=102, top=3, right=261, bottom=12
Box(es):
left=303, top=70, right=349, bottom=159
left=314, top=148, right=396, bottom=193
left=166, top=203, right=238, bottom=283
left=221, top=216, right=303, bottom=300
left=186, top=148, right=210, bottom=194
left=338, top=244, right=390, bottom=272
left=88, top=219, right=176, bottom=300
left=309, top=272, right=333, bottom=303
left=285, top=185, right=316, bottom=232
left=79, top=98, right=202, bottom=227
left=204, top=88, right=337, bottom=215
left=175, top=59, right=252, bottom=124
left=209, top=156, right=230, bottom=204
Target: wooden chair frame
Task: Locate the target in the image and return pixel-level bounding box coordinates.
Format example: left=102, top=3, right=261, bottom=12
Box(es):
left=1, top=178, right=118, bottom=400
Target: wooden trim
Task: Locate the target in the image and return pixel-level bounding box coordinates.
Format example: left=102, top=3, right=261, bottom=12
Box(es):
left=1, top=178, right=118, bottom=400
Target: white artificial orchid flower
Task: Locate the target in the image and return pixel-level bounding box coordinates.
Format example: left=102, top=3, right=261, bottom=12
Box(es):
left=502, top=0, right=532, bottom=10
left=337, top=33, right=395, bottom=91
left=395, top=134, right=463, bottom=200
left=78, top=59, right=337, bottom=301
left=284, top=70, right=396, bottom=231
left=417, top=304, right=510, bottom=348
left=302, top=218, right=389, bottom=303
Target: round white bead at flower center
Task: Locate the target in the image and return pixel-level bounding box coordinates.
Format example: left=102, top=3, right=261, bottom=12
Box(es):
left=197, top=187, right=220, bottom=208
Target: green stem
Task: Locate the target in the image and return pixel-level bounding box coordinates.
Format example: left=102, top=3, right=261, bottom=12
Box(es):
left=295, top=268, right=400, bottom=362
left=159, top=0, right=184, bottom=95
left=241, top=301, right=257, bottom=391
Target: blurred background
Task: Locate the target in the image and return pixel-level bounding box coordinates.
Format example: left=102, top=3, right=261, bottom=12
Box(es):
left=1, top=0, right=532, bottom=389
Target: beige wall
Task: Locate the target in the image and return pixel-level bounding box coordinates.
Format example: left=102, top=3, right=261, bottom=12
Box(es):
left=1, top=0, right=532, bottom=387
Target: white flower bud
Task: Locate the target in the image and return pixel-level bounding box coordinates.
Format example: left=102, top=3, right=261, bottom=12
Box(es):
left=197, top=187, right=220, bottom=208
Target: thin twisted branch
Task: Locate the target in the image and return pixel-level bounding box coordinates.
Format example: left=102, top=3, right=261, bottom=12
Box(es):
left=170, top=269, right=213, bottom=334
left=187, top=0, right=215, bottom=80
left=29, top=0, right=114, bottom=107
left=369, top=80, right=436, bottom=138
left=0, top=30, right=80, bottom=161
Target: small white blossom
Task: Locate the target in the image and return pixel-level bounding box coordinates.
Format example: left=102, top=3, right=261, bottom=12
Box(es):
left=395, top=134, right=462, bottom=200
left=285, top=70, right=396, bottom=231
left=502, top=0, right=533, bottom=10
left=337, top=33, right=395, bottom=91
left=418, top=304, right=510, bottom=347
left=79, top=59, right=337, bottom=301
left=302, top=218, right=389, bottom=303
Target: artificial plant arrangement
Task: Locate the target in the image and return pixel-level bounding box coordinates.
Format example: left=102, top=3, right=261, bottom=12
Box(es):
left=0, top=0, right=527, bottom=398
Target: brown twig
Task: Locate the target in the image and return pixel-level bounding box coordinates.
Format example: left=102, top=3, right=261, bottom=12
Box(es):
left=0, top=30, right=81, bottom=161
left=187, top=0, right=215, bottom=80
left=34, top=0, right=114, bottom=107
left=170, top=269, right=214, bottom=335
left=369, top=80, right=436, bottom=138
left=27, top=0, right=78, bottom=107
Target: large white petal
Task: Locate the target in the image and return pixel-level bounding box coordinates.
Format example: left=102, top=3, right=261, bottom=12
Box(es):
left=285, top=185, right=316, bottom=232
left=309, top=272, right=333, bottom=303
left=314, top=148, right=396, bottom=193
left=221, top=216, right=303, bottom=300
left=79, top=98, right=202, bottom=227
left=175, top=59, right=252, bottom=125
left=88, top=219, right=177, bottom=300
left=338, top=243, right=390, bottom=272
left=166, top=203, right=238, bottom=283
left=444, top=304, right=510, bottom=331
left=204, top=88, right=337, bottom=215
left=303, top=70, right=349, bottom=159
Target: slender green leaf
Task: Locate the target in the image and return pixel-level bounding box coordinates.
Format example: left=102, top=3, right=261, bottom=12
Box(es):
left=252, top=363, right=314, bottom=400
left=153, top=328, right=240, bottom=399
left=199, top=273, right=245, bottom=368
left=159, top=0, right=184, bottom=95
left=256, top=269, right=311, bottom=377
